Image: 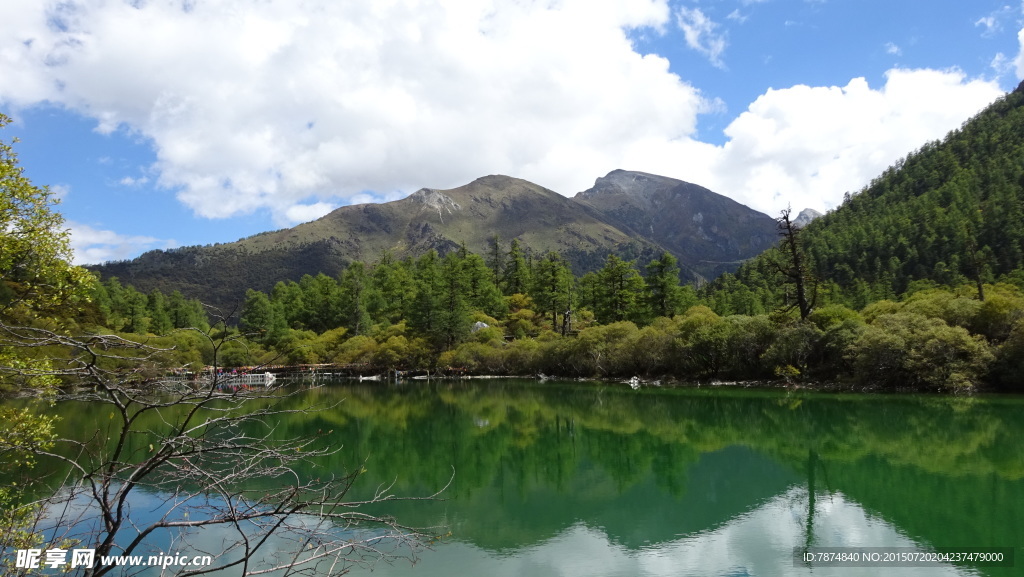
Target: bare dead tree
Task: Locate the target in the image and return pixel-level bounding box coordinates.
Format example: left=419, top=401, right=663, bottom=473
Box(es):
left=0, top=321, right=442, bottom=577
left=774, top=208, right=817, bottom=320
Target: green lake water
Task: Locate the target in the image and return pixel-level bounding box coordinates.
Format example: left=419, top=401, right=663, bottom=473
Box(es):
left=25, top=380, right=1024, bottom=576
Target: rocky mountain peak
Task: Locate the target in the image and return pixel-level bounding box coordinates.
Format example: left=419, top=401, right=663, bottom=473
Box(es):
left=410, top=188, right=461, bottom=218
left=793, top=208, right=823, bottom=228
left=89, top=170, right=779, bottom=312
left=578, top=169, right=681, bottom=199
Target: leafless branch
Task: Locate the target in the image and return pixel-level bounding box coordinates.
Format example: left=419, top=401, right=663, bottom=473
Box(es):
left=2, top=322, right=440, bottom=576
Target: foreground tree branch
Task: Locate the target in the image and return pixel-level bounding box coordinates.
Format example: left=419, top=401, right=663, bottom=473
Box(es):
left=2, top=324, right=442, bottom=576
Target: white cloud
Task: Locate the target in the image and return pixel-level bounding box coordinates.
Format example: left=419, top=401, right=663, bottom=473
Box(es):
left=975, top=6, right=1015, bottom=38
left=675, top=7, right=727, bottom=68
left=368, top=489, right=964, bottom=577
left=976, top=16, right=1000, bottom=37
left=0, top=0, right=705, bottom=222
left=118, top=175, right=149, bottom=186
left=885, top=42, right=902, bottom=56
left=577, top=69, right=1002, bottom=217
left=990, top=52, right=1013, bottom=77
left=67, top=221, right=176, bottom=265
left=1016, top=28, right=1024, bottom=79
left=50, top=183, right=70, bottom=200
left=726, top=9, right=747, bottom=24
left=697, top=68, right=1003, bottom=214
left=283, top=202, right=335, bottom=224
left=0, top=3, right=1009, bottom=228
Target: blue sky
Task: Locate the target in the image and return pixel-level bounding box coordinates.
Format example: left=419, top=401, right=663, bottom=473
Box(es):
left=2, top=0, right=1022, bottom=264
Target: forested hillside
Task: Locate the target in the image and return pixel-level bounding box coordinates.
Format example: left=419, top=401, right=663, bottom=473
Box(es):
left=89, top=172, right=778, bottom=314
left=63, top=82, right=1024, bottom=391
left=711, top=80, right=1024, bottom=313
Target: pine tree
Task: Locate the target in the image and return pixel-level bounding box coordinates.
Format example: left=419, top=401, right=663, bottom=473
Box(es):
left=271, top=281, right=305, bottom=329
left=371, top=251, right=415, bottom=324
left=122, top=286, right=150, bottom=334
left=146, top=289, right=173, bottom=335
left=645, top=252, right=684, bottom=319
left=487, top=234, right=504, bottom=285
left=596, top=255, right=646, bottom=323
left=240, top=289, right=275, bottom=341
left=297, top=273, right=341, bottom=333
left=338, top=262, right=373, bottom=335
left=577, top=271, right=601, bottom=315
left=410, top=251, right=442, bottom=340
left=502, top=239, right=531, bottom=296
left=461, top=252, right=506, bottom=317
left=437, top=252, right=472, bottom=348
left=167, top=290, right=208, bottom=330
left=531, top=252, right=574, bottom=330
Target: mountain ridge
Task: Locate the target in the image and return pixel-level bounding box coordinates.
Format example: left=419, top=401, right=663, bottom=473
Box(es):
left=90, top=171, right=780, bottom=312
left=575, top=169, right=779, bottom=280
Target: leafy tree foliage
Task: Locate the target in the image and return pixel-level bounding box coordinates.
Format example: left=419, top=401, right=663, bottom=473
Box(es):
left=240, top=288, right=276, bottom=341
left=0, top=113, right=94, bottom=566
left=81, top=222, right=1024, bottom=389
left=0, top=116, right=92, bottom=322
left=848, top=313, right=992, bottom=389
left=90, top=278, right=209, bottom=334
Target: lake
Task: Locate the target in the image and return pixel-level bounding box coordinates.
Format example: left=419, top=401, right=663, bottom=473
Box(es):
left=23, top=379, right=1024, bottom=576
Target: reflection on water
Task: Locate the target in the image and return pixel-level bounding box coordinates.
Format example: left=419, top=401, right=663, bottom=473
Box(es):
left=357, top=488, right=976, bottom=577
left=25, top=380, right=1024, bottom=576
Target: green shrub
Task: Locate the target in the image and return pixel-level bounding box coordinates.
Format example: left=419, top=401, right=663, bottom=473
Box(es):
left=848, top=313, right=993, bottom=389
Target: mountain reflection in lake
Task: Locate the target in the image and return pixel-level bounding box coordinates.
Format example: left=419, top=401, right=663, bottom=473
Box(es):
left=38, top=379, right=1024, bottom=576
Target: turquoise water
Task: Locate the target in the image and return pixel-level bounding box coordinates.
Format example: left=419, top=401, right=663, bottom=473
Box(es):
left=18, top=380, right=1024, bottom=576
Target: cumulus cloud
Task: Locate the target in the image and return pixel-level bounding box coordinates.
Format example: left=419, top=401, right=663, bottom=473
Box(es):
left=699, top=69, right=1003, bottom=214
left=0, top=2, right=1009, bottom=229
left=1, top=0, right=707, bottom=222
left=283, top=202, right=336, bottom=224
left=577, top=69, right=1002, bottom=216
left=675, top=7, right=728, bottom=68
left=67, top=221, right=176, bottom=265
left=885, top=42, right=902, bottom=56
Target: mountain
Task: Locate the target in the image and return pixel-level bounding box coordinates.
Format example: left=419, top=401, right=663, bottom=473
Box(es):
left=792, top=208, right=822, bottom=228
left=233, top=174, right=657, bottom=269
left=574, top=170, right=779, bottom=280
left=714, top=80, right=1024, bottom=311
left=90, top=172, right=778, bottom=312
